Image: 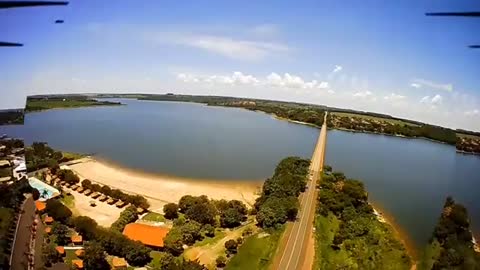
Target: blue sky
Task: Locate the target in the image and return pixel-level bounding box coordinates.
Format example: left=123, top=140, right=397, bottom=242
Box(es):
left=1, top=0, right=479, bottom=130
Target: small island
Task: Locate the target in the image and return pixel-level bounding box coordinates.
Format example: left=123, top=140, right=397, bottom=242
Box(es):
left=25, top=95, right=122, bottom=112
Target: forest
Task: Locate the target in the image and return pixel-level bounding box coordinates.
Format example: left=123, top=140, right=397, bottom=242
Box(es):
left=25, top=95, right=122, bottom=112
left=315, top=168, right=412, bottom=269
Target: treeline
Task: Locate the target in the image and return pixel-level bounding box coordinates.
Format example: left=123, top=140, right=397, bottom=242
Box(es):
left=456, top=136, right=480, bottom=154
left=329, top=114, right=458, bottom=145
left=25, top=142, right=76, bottom=172
left=111, top=205, right=138, bottom=232
left=421, top=197, right=480, bottom=269
left=316, top=168, right=411, bottom=269
left=43, top=198, right=152, bottom=266
left=254, top=157, right=310, bottom=228
left=0, top=109, right=24, bottom=125
left=81, top=179, right=150, bottom=209
left=25, top=95, right=122, bottom=112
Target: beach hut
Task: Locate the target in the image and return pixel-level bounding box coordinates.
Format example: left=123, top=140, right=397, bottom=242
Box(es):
left=115, top=201, right=126, bottom=208
left=83, top=189, right=92, bottom=196
left=106, top=198, right=116, bottom=205
left=44, top=226, right=51, bottom=234
left=77, top=187, right=84, bottom=193
left=72, top=259, right=83, bottom=269
left=55, top=246, right=65, bottom=257
left=112, top=257, right=127, bottom=270
left=137, top=207, right=146, bottom=214
left=65, top=183, right=71, bottom=188
left=75, top=249, right=85, bottom=258
left=97, top=194, right=107, bottom=202
left=71, top=184, right=79, bottom=190
left=90, top=192, right=100, bottom=199
left=44, top=216, right=54, bottom=225
left=89, top=201, right=96, bottom=207
left=71, top=235, right=83, bottom=245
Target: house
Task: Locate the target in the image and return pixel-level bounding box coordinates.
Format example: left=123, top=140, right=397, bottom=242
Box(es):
left=71, top=235, right=83, bottom=245
left=44, top=216, right=54, bottom=224
left=112, top=257, right=127, bottom=270
left=97, top=194, right=107, bottom=202
left=35, top=201, right=46, bottom=212
left=71, top=259, right=83, bottom=269
left=106, top=198, right=116, bottom=205
left=55, top=246, right=65, bottom=256
left=115, top=201, right=126, bottom=208
left=83, top=189, right=92, bottom=196
left=90, top=192, right=100, bottom=199
left=13, top=162, right=27, bottom=179
left=122, top=223, right=170, bottom=249
left=75, top=249, right=85, bottom=258
left=0, top=160, right=10, bottom=168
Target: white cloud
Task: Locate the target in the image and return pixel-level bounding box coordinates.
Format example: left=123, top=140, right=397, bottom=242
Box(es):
left=464, top=109, right=479, bottom=116
left=265, top=73, right=330, bottom=89
left=384, top=93, right=406, bottom=101
left=249, top=24, right=279, bottom=37
left=178, top=71, right=259, bottom=86
left=420, top=94, right=443, bottom=106
left=411, top=79, right=453, bottom=92
left=333, top=65, right=343, bottom=73
left=318, top=81, right=329, bottom=89
left=353, top=90, right=373, bottom=98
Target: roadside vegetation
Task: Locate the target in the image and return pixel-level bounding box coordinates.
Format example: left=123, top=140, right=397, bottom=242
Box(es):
left=314, top=167, right=412, bottom=269
left=418, top=197, right=480, bottom=269
left=25, top=95, right=122, bottom=112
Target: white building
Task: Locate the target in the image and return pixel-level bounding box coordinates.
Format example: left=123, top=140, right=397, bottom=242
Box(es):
left=13, top=162, right=27, bottom=180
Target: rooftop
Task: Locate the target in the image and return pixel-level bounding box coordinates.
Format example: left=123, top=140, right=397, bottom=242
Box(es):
left=35, top=201, right=46, bottom=212
left=72, top=259, right=83, bottom=269
left=71, top=235, right=83, bottom=243
left=122, top=223, right=170, bottom=248
left=55, top=246, right=65, bottom=255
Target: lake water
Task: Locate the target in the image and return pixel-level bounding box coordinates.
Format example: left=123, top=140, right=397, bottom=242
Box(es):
left=1, top=98, right=479, bottom=249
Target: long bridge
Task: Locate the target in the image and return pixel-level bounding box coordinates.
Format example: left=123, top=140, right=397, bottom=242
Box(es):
left=274, top=112, right=328, bottom=270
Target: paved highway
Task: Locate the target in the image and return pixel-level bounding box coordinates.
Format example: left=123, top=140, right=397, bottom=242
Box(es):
left=275, top=112, right=328, bottom=270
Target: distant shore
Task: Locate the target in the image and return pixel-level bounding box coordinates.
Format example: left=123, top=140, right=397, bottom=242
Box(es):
left=65, top=158, right=262, bottom=212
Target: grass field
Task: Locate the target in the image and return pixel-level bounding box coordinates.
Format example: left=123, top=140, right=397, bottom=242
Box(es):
left=62, top=151, right=85, bottom=160
left=332, top=112, right=420, bottom=127
left=193, top=229, right=226, bottom=247
left=225, top=228, right=283, bottom=270
left=141, top=212, right=166, bottom=222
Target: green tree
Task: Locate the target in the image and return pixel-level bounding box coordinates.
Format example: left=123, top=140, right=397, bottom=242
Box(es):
left=185, top=201, right=217, bottom=225
left=163, top=203, right=179, bottom=220
left=51, top=222, right=70, bottom=245
left=45, top=198, right=72, bottom=222
left=216, top=255, right=227, bottom=267
left=83, top=241, right=110, bottom=270
left=71, top=216, right=98, bottom=240
left=225, top=239, right=238, bottom=255
left=164, top=228, right=184, bottom=256
left=220, top=208, right=244, bottom=228
left=42, top=242, right=62, bottom=267
left=203, top=224, right=215, bottom=237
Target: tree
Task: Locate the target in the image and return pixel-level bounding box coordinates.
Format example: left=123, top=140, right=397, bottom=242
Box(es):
left=51, top=222, right=70, bottom=245
left=124, top=244, right=152, bottom=266
left=100, top=185, right=112, bottom=196
left=83, top=241, right=110, bottom=270
left=216, top=255, right=227, bottom=267
left=82, top=179, right=92, bottom=189
left=185, top=201, right=217, bottom=225
left=46, top=199, right=72, bottom=222
left=164, top=228, right=184, bottom=256
left=203, top=224, right=215, bottom=237
left=163, top=203, right=179, bottom=220
left=220, top=208, right=244, bottom=228
left=111, top=205, right=138, bottom=232
left=42, top=242, right=61, bottom=267
left=32, top=188, right=40, bottom=200
left=181, top=221, right=203, bottom=245
left=72, top=216, right=98, bottom=240
left=225, top=239, right=238, bottom=254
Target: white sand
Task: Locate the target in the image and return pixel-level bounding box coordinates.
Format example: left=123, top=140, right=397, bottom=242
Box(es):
left=68, top=189, right=122, bottom=227
left=68, top=158, right=261, bottom=213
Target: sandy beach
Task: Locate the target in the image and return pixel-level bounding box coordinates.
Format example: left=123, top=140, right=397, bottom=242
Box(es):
left=67, top=158, right=261, bottom=212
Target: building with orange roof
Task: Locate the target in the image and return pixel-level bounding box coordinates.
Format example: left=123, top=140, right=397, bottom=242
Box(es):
left=44, top=216, right=54, bottom=224
left=44, top=226, right=51, bottom=234
left=55, top=246, right=65, bottom=256
left=75, top=249, right=85, bottom=258
left=35, top=201, right=46, bottom=212
left=72, top=259, right=83, bottom=269
left=122, top=223, right=170, bottom=249
left=112, top=257, right=127, bottom=269
left=71, top=235, right=83, bottom=245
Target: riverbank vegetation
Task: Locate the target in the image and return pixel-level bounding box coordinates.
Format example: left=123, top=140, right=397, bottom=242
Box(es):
left=25, top=95, right=122, bottom=112
left=418, top=197, right=480, bottom=269
left=25, top=142, right=84, bottom=172
left=314, top=168, right=412, bottom=269
left=0, top=109, right=23, bottom=125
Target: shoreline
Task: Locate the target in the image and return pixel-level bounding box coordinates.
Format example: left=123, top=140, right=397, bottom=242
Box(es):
left=369, top=201, right=418, bottom=262
left=25, top=103, right=123, bottom=114
left=64, top=157, right=262, bottom=212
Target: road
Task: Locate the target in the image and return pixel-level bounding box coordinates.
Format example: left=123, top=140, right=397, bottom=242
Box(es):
left=275, top=112, right=328, bottom=270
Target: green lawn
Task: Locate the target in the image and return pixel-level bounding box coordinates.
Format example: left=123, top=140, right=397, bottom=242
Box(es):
left=141, top=212, right=166, bottom=222
left=225, top=228, right=283, bottom=270
left=193, top=229, right=226, bottom=247
left=61, top=194, right=75, bottom=208
left=64, top=249, right=78, bottom=265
